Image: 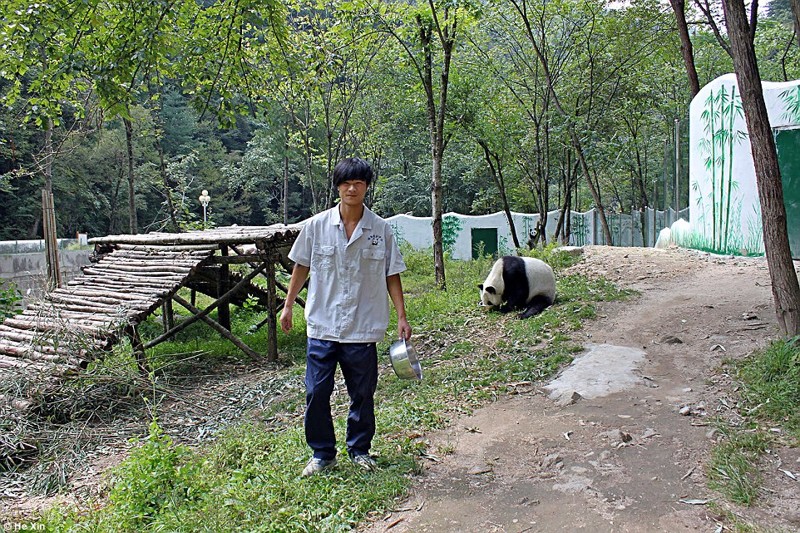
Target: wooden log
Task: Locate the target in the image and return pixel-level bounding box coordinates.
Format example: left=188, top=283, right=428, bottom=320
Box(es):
left=96, top=258, right=203, bottom=270
left=67, top=279, right=172, bottom=294
left=29, top=301, right=131, bottom=316
left=126, top=326, right=150, bottom=375
left=0, top=324, right=100, bottom=345
left=89, top=226, right=301, bottom=246
left=55, top=288, right=151, bottom=303
left=0, top=340, right=90, bottom=364
left=97, top=256, right=205, bottom=268
left=79, top=269, right=182, bottom=285
left=163, top=299, right=174, bottom=332
left=172, top=294, right=261, bottom=360
left=115, top=243, right=219, bottom=252
left=20, top=309, right=117, bottom=325
left=0, top=353, right=52, bottom=371
left=83, top=266, right=188, bottom=278
left=46, top=293, right=149, bottom=310
left=109, top=248, right=214, bottom=257
left=93, top=262, right=196, bottom=275
left=40, top=297, right=139, bottom=314
left=2, top=317, right=103, bottom=336
left=0, top=342, right=85, bottom=366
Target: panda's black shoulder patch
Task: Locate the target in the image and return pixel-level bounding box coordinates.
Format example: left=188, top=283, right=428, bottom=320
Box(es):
left=501, top=256, right=530, bottom=309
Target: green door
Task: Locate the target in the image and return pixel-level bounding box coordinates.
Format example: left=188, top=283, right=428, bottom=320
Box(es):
left=472, top=228, right=498, bottom=259
left=775, top=128, right=800, bottom=259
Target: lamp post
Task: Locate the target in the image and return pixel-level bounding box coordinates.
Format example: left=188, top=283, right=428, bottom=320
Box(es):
left=199, top=189, right=211, bottom=228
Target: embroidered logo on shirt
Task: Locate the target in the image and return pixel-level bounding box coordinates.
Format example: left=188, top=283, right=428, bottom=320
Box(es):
left=368, top=234, right=383, bottom=246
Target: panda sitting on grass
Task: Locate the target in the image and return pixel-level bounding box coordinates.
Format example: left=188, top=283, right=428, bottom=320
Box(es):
left=478, top=256, right=556, bottom=319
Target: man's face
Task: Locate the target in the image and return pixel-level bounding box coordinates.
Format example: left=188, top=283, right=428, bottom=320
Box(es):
left=338, top=179, right=368, bottom=207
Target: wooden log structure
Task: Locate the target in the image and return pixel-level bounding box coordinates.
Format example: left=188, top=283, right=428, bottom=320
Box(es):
left=0, top=225, right=302, bottom=384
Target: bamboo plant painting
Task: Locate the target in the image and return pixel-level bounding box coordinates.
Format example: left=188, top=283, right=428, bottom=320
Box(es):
left=692, top=84, right=761, bottom=255
left=780, top=85, right=800, bottom=123
left=441, top=215, right=463, bottom=254
left=570, top=214, right=589, bottom=246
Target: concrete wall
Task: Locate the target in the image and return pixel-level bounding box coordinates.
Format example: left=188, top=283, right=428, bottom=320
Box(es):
left=0, top=250, right=92, bottom=301
left=385, top=207, right=688, bottom=261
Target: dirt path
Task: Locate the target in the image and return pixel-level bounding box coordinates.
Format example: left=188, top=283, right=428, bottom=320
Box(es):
left=360, top=246, right=800, bottom=533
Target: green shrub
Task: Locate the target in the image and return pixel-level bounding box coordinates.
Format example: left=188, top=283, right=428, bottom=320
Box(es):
left=105, top=419, right=203, bottom=531
left=0, top=279, right=22, bottom=319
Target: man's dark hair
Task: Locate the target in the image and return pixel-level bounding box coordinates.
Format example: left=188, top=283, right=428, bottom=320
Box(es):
left=332, top=157, right=373, bottom=187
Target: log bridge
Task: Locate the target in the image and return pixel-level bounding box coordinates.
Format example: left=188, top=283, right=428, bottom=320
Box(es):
left=0, top=225, right=302, bottom=377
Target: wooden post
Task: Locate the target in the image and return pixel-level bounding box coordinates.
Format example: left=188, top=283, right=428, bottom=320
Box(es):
left=218, top=245, right=230, bottom=330
left=42, top=189, right=62, bottom=290
left=128, top=326, right=150, bottom=376
left=162, top=299, right=174, bottom=333
left=266, top=254, right=278, bottom=361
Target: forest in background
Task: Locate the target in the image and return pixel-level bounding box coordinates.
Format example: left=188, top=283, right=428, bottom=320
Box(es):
left=0, top=0, right=798, bottom=243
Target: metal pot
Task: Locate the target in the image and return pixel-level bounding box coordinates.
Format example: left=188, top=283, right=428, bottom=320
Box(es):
left=388, top=338, right=423, bottom=380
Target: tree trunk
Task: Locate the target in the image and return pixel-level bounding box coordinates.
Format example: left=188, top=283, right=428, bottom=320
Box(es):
left=792, top=0, right=800, bottom=48
left=723, top=0, right=800, bottom=336
left=669, top=0, right=701, bottom=97
left=124, top=115, right=138, bottom=234
left=417, top=11, right=454, bottom=290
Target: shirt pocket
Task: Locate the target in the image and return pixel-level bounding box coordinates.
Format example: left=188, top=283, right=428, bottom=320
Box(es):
left=361, top=248, right=386, bottom=277
left=312, top=245, right=336, bottom=273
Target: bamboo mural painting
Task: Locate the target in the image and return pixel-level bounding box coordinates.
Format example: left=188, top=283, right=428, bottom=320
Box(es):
left=689, top=74, right=800, bottom=258
left=694, top=85, right=750, bottom=253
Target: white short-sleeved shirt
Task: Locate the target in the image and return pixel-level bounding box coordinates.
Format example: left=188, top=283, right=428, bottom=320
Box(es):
left=288, top=204, right=406, bottom=343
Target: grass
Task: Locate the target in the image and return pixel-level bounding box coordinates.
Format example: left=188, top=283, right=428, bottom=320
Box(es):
left=27, top=246, right=633, bottom=532
left=707, top=337, right=800, bottom=508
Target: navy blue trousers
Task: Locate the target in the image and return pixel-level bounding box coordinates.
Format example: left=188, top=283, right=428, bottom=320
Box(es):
left=305, top=339, right=378, bottom=460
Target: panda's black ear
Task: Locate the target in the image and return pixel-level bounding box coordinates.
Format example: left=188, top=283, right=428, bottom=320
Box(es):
left=478, top=283, right=484, bottom=290
left=485, top=286, right=496, bottom=294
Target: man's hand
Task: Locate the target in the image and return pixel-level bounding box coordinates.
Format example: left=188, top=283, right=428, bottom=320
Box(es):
left=397, top=316, right=412, bottom=341
left=280, top=305, right=293, bottom=333
left=280, top=264, right=309, bottom=334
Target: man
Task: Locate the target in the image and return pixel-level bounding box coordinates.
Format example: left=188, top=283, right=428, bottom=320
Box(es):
left=280, top=157, right=412, bottom=477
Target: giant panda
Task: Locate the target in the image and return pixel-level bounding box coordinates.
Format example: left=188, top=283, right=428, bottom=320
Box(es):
left=478, top=256, right=556, bottom=319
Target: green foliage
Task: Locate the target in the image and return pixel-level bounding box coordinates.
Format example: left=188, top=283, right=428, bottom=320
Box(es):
left=0, top=279, right=22, bottom=319
left=105, top=419, right=202, bottom=531
left=735, top=337, right=800, bottom=439
left=0, top=0, right=766, bottom=240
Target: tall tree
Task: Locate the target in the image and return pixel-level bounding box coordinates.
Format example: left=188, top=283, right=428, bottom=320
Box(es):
left=373, top=1, right=471, bottom=289
left=722, top=0, right=800, bottom=336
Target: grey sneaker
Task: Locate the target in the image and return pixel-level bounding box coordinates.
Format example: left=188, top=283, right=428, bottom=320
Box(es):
left=302, top=457, right=337, bottom=477
left=350, top=454, right=377, bottom=471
